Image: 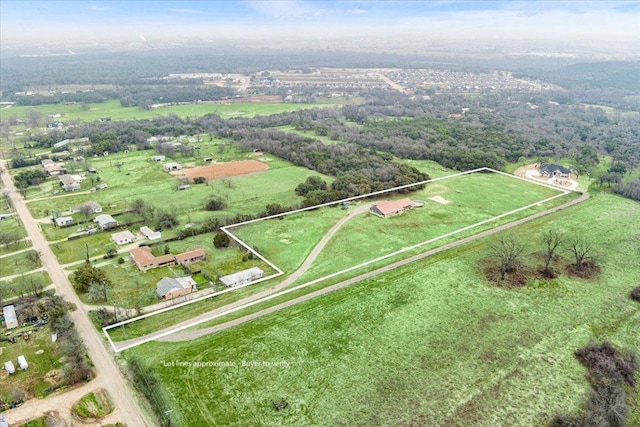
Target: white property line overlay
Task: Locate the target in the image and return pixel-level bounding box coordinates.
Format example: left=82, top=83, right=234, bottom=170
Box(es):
left=105, top=167, right=573, bottom=351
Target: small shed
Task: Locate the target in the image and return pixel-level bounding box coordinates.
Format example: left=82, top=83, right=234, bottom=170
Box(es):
left=17, top=355, right=28, bottom=370
left=2, top=305, right=18, bottom=329
left=4, top=361, right=16, bottom=374
left=177, top=184, right=191, bottom=191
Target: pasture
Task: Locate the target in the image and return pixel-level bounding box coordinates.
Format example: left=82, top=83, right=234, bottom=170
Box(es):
left=233, top=171, right=573, bottom=285
left=124, top=192, right=640, bottom=426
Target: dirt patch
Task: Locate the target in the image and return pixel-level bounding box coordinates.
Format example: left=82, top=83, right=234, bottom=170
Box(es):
left=429, top=195, right=451, bottom=205
left=171, top=160, right=269, bottom=182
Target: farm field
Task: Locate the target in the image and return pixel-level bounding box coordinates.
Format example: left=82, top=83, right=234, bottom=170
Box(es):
left=124, top=192, right=640, bottom=426
left=0, top=100, right=329, bottom=123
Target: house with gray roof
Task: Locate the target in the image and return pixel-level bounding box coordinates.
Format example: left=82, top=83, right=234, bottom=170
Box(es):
left=155, top=276, right=196, bottom=300
left=94, top=214, right=118, bottom=230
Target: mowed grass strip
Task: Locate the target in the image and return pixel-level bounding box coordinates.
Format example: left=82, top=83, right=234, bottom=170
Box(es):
left=125, top=192, right=640, bottom=426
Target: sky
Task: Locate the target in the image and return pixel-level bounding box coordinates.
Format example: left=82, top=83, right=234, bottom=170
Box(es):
left=1, top=1, right=639, bottom=49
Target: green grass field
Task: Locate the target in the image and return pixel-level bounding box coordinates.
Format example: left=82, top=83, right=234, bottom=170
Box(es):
left=0, top=271, right=51, bottom=300
left=124, top=192, right=640, bottom=426
left=0, top=249, right=43, bottom=278
left=0, top=100, right=331, bottom=123
left=276, top=125, right=344, bottom=145
left=234, top=172, right=570, bottom=284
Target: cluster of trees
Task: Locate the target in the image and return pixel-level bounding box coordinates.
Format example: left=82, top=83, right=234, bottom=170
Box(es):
left=14, top=168, right=47, bottom=188
left=45, top=295, right=93, bottom=385
left=227, top=128, right=429, bottom=199
left=551, top=342, right=637, bottom=427
left=488, top=230, right=599, bottom=286
left=613, top=180, right=640, bottom=202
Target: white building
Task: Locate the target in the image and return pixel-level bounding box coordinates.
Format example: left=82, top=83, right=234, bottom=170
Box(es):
left=140, top=226, right=161, bottom=240
left=2, top=305, right=18, bottom=329
left=111, top=230, right=136, bottom=245
left=54, top=216, right=74, bottom=227
left=219, top=267, right=264, bottom=288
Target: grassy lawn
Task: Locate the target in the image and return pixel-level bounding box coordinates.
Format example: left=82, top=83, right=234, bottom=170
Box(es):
left=0, top=215, right=30, bottom=256
left=232, top=207, right=346, bottom=274
left=1, top=100, right=330, bottom=123
left=0, top=325, right=65, bottom=402
left=50, top=232, right=115, bottom=265
left=0, top=250, right=42, bottom=278
left=0, top=271, right=51, bottom=300
left=235, top=171, right=571, bottom=285
left=124, top=192, right=640, bottom=426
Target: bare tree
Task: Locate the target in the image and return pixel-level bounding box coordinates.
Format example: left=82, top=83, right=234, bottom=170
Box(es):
left=26, top=249, right=43, bottom=266
left=489, top=235, right=527, bottom=280
left=541, top=229, right=564, bottom=276
left=80, top=203, right=94, bottom=223
left=565, top=235, right=596, bottom=272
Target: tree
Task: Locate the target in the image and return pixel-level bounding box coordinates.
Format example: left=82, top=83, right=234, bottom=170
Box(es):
left=114, top=161, right=125, bottom=172
left=80, top=203, right=95, bottom=222
left=72, top=263, right=111, bottom=294
left=565, top=235, right=597, bottom=273
left=213, top=232, right=231, bottom=248
left=205, top=197, right=226, bottom=211
left=489, top=235, right=527, bottom=280
left=540, top=229, right=564, bottom=277
left=87, top=281, right=108, bottom=302
left=26, top=249, right=42, bottom=267
left=156, top=210, right=178, bottom=229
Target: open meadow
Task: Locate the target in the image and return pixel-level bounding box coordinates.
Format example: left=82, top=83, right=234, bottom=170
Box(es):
left=0, top=100, right=328, bottom=123
left=124, top=192, right=640, bottom=427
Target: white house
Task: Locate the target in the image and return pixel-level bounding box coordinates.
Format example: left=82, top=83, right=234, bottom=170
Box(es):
left=111, top=230, right=136, bottom=245
left=54, top=216, right=74, bottom=227
left=59, top=175, right=80, bottom=192
left=94, top=214, right=118, bottom=230
left=219, top=267, right=264, bottom=288
left=151, top=155, right=166, bottom=162
left=2, top=305, right=18, bottom=329
left=163, top=162, right=182, bottom=171
left=140, top=226, right=161, bottom=240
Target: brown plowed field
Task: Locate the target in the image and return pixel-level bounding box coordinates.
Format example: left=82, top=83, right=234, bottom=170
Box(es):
left=173, top=160, right=269, bottom=181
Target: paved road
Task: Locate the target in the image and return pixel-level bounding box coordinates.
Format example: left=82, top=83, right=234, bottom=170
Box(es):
left=0, top=160, right=149, bottom=426
left=114, top=202, right=375, bottom=350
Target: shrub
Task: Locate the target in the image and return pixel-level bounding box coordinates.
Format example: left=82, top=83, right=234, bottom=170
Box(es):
left=193, top=176, right=206, bottom=184
left=213, top=232, right=230, bottom=248
left=205, top=198, right=226, bottom=211
left=630, top=286, right=640, bottom=302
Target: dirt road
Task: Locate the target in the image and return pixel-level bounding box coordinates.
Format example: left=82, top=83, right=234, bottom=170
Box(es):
left=0, top=160, right=149, bottom=426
